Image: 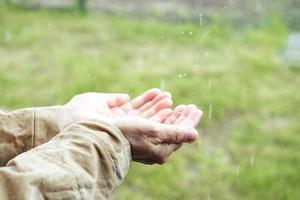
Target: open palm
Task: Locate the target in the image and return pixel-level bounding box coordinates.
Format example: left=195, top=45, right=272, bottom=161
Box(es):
left=63, top=88, right=172, bottom=126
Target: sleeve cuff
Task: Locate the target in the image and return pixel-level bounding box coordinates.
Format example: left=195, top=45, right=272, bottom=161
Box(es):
left=33, top=106, right=65, bottom=147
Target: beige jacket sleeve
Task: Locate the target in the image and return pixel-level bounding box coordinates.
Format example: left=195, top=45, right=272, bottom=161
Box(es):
left=0, top=119, right=131, bottom=200
left=0, top=106, right=66, bottom=166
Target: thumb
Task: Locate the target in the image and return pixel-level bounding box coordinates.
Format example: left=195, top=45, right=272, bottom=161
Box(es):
left=159, top=124, right=199, bottom=144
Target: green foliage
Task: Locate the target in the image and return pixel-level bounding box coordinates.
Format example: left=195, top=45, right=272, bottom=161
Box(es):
left=0, top=5, right=299, bottom=200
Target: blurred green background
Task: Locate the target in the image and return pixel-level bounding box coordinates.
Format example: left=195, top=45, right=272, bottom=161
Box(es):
left=0, top=1, right=300, bottom=199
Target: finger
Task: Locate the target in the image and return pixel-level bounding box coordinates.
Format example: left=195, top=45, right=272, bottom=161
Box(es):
left=163, top=105, right=186, bottom=124
left=150, top=108, right=173, bottom=123
left=179, top=109, right=203, bottom=128
left=160, top=124, right=199, bottom=144
left=122, top=88, right=161, bottom=111
left=142, top=99, right=173, bottom=118
left=174, top=105, right=195, bottom=124
left=105, top=94, right=130, bottom=107
left=139, top=92, right=171, bottom=113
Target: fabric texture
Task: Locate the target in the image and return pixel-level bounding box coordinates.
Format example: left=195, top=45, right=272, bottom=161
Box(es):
left=0, top=108, right=131, bottom=199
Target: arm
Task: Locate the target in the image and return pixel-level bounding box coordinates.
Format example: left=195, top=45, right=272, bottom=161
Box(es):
left=0, top=89, right=169, bottom=166
left=0, top=119, right=131, bottom=199
left=0, top=106, right=65, bottom=166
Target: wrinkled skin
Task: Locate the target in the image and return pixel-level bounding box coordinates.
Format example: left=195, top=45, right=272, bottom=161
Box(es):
left=62, top=89, right=203, bottom=165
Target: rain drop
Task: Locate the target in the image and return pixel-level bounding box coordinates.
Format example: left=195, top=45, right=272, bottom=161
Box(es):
left=199, top=14, right=203, bottom=27
left=208, top=104, right=213, bottom=120
left=250, top=153, right=255, bottom=166
left=4, top=31, right=12, bottom=43
left=160, top=78, right=165, bottom=90
left=208, top=77, right=212, bottom=90
left=236, top=165, right=240, bottom=176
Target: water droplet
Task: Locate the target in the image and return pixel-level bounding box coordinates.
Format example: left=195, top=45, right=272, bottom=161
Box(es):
left=236, top=165, right=240, bottom=176
left=181, top=31, right=185, bottom=34
left=48, top=23, right=53, bottom=30
left=250, top=153, right=255, bottom=166
left=208, top=104, right=213, bottom=120
left=188, top=31, right=193, bottom=36
left=4, top=31, right=12, bottom=43
left=178, top=73, right=187, bottom=78
left=222, top=6, right=228, bottom=11
left=199, top=14, right=203, bottom=27
left=208, top=77, right=212, bottom=90
left=207, top=193, right=211, bottom=200
left=160, top=78, right=165, bottom=90
left=202, top=31, right=210, bottom=40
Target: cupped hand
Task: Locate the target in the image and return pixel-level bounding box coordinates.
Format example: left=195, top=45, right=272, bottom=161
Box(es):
left=62, top=88, right=172, bottom=128
left=113, top=105, right=203, bottom=165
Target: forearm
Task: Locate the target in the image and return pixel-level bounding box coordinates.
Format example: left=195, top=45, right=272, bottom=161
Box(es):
left=0, top=119, right=131, bottom=199
left=0, top=106, right=65, bottom=166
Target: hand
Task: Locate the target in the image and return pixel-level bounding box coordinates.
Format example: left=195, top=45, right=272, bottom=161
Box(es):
left=113, top=105, right=203, bottom=165
left=62, top=88, right=172, bottom=128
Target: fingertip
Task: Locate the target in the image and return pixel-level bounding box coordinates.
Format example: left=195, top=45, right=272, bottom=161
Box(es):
left=167, top=98, right=173, bottom=106
left=148, top=88, right=161, bottom=95
left=144, top=88, right=161, bottom=101
left=155, top=99, right=173, bottom=111
left=183, top=127, right=199, bottom=142
left=196, top=109, right=203, bottom=118
left=163, top=91, right=172, bottom=98
left=121, top=94, right=130, bottom=102
left=175, top=104, right=186, bottom=111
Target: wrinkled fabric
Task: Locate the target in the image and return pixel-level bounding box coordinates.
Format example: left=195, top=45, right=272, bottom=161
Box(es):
left=0, top=106, right=65, bottom=166
left=0, top=108, right=131, bottom=199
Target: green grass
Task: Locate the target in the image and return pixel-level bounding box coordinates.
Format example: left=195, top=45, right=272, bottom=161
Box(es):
left=0, top=5, right=299, bottom=200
